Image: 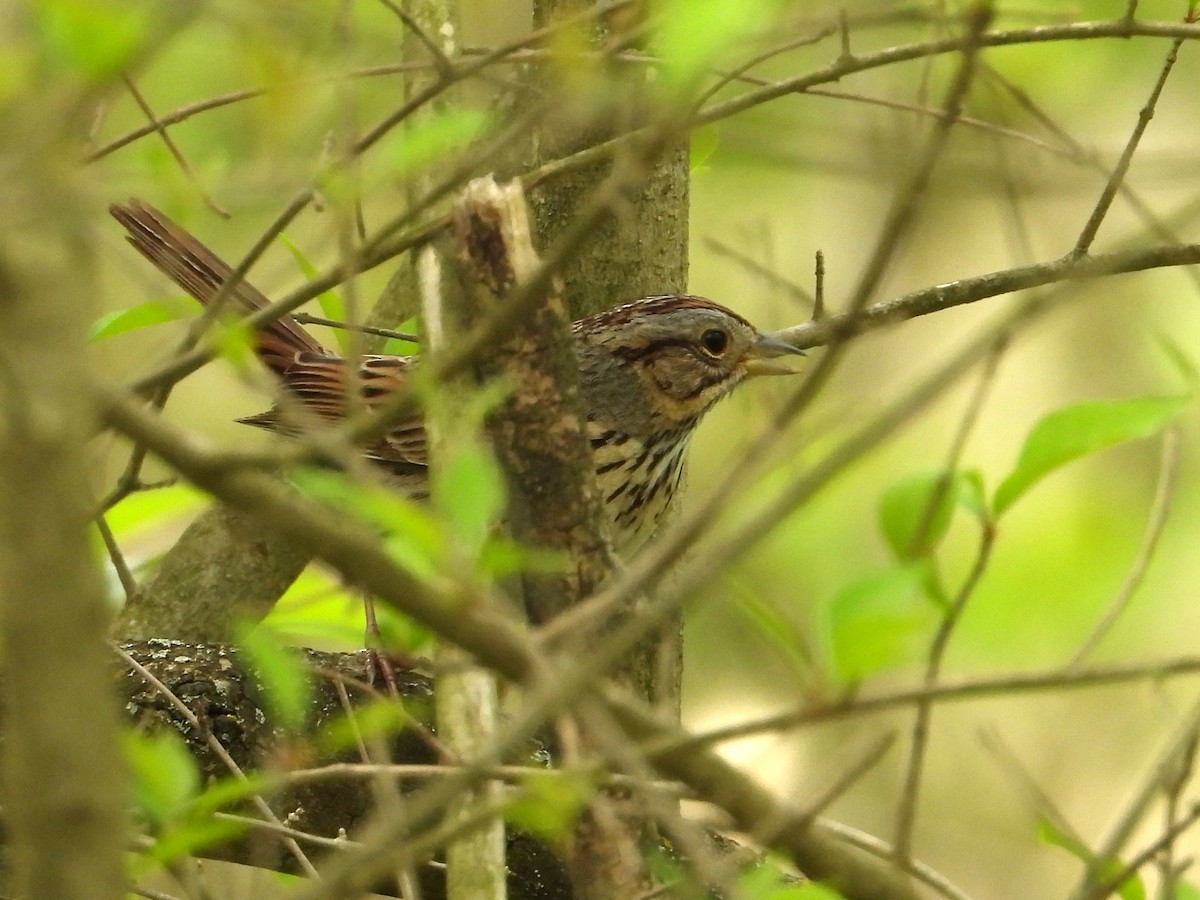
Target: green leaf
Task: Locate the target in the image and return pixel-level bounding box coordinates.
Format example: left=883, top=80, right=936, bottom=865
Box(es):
left=382, top=317, right=421, bottom=357
left=478, top=536, right=565, bottom=580
left=32, top=0, right=150, bottom=81
left=993, top=395, right=1189, bottom=516
left=90, top=298, right=192, bottom=341
left=278, top=234, right=347, bottom=352
left=957, top=469, right=988, bottom=519
left=690, top=124, right=721, bottom=172
left=212, top=317, right=256, bottom=368
left=189, top=772, right=272, bottom=818
left=735, top=587, right=813, bottom=678
left=505, top=771, right=594, bottom=841
left=148, top=816, right=247, bottom=864
left=290, top=468, right=445, bottom=583
left=653, top=0, right=783, bottom=91
left=125, top=730, right=200, bottom=824
left=736, top=864, right=845, bottom=899
left=381, top=335, right=420, bottom=356
left=389, top=106, right=493, bottom=178
left=432, top=443, right=506, bottom=559
left=105, top=484, right=206, bottom=538
left=1037, top=816, right=1145, bottom=900
left=316, top=697, right=410, bottom=755
left=826, top=563, right=940, bottom=683
left=266, top=566, right=433, bottom=653
left=878, top=470, right=960, bottom=560
left=234, top=623, right=311, bottom=733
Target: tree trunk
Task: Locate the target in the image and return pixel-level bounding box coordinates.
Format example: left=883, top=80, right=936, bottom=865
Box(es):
left=0, top=173, right=125, bottom=898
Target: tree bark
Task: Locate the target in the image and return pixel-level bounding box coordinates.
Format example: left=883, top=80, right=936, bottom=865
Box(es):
left=113, top=505, right=311, bottom=641
left=524, top=5, right=691, bottom=896
left=530, top=0, right=690, bottom=715
left=0, top=182, right=125, bottom=897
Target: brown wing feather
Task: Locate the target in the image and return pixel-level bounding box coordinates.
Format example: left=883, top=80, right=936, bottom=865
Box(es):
left=237, top=354, right=428, bottom=470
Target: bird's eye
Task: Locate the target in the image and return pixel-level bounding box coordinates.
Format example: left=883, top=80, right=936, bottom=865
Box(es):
left=700, top=328, right=728, bottom=356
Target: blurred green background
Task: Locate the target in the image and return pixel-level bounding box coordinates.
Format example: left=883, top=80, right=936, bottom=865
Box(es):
left=91, top=1, right=1200, bottom=896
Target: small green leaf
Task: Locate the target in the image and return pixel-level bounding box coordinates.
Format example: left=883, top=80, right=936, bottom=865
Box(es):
left=381, top=335, right=420, bottom=356
left=148, top=816, right=247, bottom=864
left=234, top=623, right=311, bottom=733
left=735, top=588, right=813, bottom=678
left=1035, top=815, right=1090, bottom=859
left=90, top=298, right=192, bottom=341
left=212, top=317, right=256, bottom=368
left=105, top=484, right=206, bottom=538
left=278, top=234, right=347, bottom=352
left=316, top=698, right=410, bottom=755
left=189, top=772, right=272, bottom=817
left=736, top=864, right=845, bottom=899
left=506, top=771, right=594, bottom=841
left=266, top=566, right=432, bottom=653
left=382, top=317, right=421, bottom=357
left=1037, top=817, right=1144, bottom=900
left=432, top=443, right=506, bottom=559
left=690, top=124, right=721, bottom=172
left=653, top=0, right=783, bottom=91
left=291, top=468, right=445, bottom=583
left=478, top=536, right=565, bottom=580
left=33, top=0, right=150, bottom=81
left=389, top=106, right=492, bottom=178
left=125, top=730, right=200, bottom=824
left=878, top=470, right=959, bottom=560
left=993, top=395, right=1189, bottom=516
left=957, top=469, right=988, bottom=519
left=826, top=563, right=940, bottom=683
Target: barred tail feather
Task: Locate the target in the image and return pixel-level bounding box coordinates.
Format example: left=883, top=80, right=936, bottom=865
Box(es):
left=110, top=200, right=324, bottom=376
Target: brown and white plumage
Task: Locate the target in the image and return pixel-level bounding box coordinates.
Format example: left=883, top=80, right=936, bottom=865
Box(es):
left=111, top=200, right=802, bottom=551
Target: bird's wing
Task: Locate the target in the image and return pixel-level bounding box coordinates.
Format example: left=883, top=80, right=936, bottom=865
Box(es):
left=238, top=353, right=428, bottom=469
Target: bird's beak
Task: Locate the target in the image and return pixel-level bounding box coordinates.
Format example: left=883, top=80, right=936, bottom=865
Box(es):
left=744, top=332, right=806, bottom=377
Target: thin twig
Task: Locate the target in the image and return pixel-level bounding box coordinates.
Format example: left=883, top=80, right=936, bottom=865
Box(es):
left=129, top=887, right=186, bottom=900
left=702, top=236, right=814, bottom=308
left=1156, top=718, right=1196, bottom=900
left=214, top=810, right=360, bottom=851
left=818, top=818, right=978, bottom=900
left=891, top=337, right=1008, bottom=858
left=847, top=3, right=992, bottom=313
left=291, top=312, right=419, bottom=344
left=95, top=514, right=137, bottom=602
left=115, top=18, right=1200, bottom=403
left=979, top=727, right=1087, bottom=848
left=798, top=733, right=897, bottom=828
left=1067, top=692, right=1200, bottom=900
left=119, top=75, right=229, bottom=218
left=376, top=0, right=456, bottom=79
left=1081, top=802, right=1200, bottom=900
left=893, top=520, right=996, bottom=862
left=812, top=250, right=825, bottom=320
left=675, top=658, right=1200, bottom=753
left=1072, top=29, right=1186, bottom=254
left=1068, top=427, right=1180, bottom=667
left=980, top=59, right=1200, bottom=296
